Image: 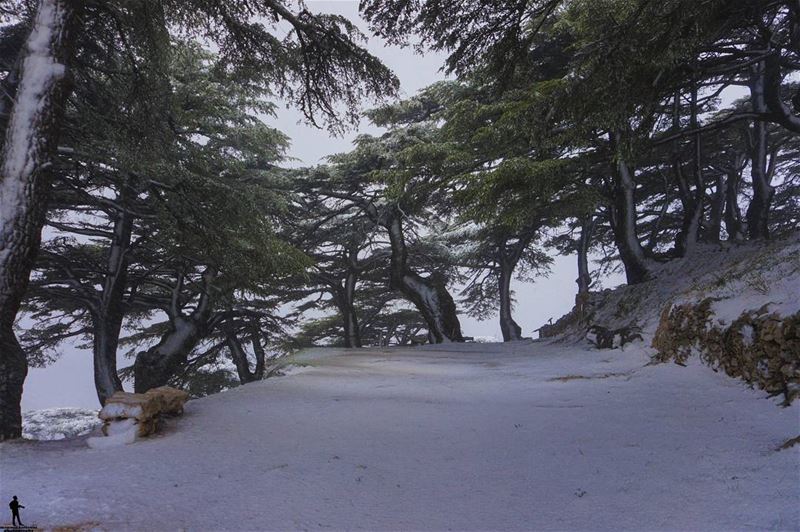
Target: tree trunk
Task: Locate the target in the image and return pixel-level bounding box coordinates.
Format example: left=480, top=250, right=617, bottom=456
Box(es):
left=339, top=270, right=361, bottom=348
left=746, top=62, right=775, bottom=240
left=134, top=315, right=209, bottom=392
left=706, top=174, right=725, bottom=243
left=675, top=83, right=705, bottom=255
left=498, top=260, right=522, bottom=341
left=607, top=136, right=651, bottom=284
left=226, top=333, right=258, bottom=384
left=91, top=182, right=135, bottom=404
left=133, top=270, right=216, bottom=392
left=575, top=215, right=596, bottom=318
left=0, top=0, right=79, bottom=440
left=385, top=213, right=463, bottom=343
left=249, top=327, right=266, bottom=380
left=724, top=168, right=744, bottom=242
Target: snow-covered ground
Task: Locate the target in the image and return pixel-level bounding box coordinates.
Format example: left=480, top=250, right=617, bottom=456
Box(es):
left=1, top=342, right=798, bottom=531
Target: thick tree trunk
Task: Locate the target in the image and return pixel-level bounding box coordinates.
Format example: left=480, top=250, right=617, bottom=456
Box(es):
left=385, top=213, right=463, bottom=343
left=607, top=138, right=651, bottom=285
left=91, top=184, right=135, bottom=404
left=0, top=0, right=79, bottom=440
left=134, top=315, right=208, bottom=392
left=338, top=270, right=361, bottom=348
left=133, top=270, right=216, bottom=392
left=92, top=320, right=125, bottom=403
left=498, top=261, right=522, bottom=341
left=746, top=62, right=775, bottom=240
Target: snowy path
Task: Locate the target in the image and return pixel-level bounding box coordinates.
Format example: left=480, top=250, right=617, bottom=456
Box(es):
left=1, top=342, right=798, bottom=531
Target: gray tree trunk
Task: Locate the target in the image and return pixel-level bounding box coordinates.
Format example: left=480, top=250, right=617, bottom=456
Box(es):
left=0, top=0, right=79, bottom=440
left=498, top=261, right=522, bottom=341
left=607, top=136, right=651, bottom=284
left=724, top=168, right=745, bottom=242
left=746, top=62, right=775, bottom=240
left=133, top=270, right=217, bottom=392
left=338, top=269, right=362, bottom=348
left=91, top=183, right=135, bottom=404
left=385, top=212, right=463, bottom=343
left=575, top=215, right=596, bottom=318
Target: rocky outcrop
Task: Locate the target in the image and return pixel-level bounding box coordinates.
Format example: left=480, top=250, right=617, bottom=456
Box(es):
left=90, top=387, right=189, bottom=447
left=653, top=300, right=800, bottom=405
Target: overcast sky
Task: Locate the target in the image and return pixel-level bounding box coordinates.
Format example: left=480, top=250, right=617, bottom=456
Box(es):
left=22, top=1, right=624, bottom=411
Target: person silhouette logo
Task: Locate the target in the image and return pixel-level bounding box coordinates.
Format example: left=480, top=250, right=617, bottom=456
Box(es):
left=9, top=495, right=25, bottom=527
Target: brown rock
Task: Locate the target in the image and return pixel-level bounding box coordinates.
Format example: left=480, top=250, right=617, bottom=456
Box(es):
left=144, top=386, right=190, bottom=416
left=99, top=391, right=160, bottom=422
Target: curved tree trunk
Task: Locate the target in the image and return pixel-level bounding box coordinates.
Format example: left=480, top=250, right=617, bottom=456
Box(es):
left=385, top=214, right=463, bottom=343
left=133, top=270, right=216, bottom=393
left=249, top=328, right=267, bottom=380
left=133, top=315, right=210, bottom=393
left=0, top=0, right=79, bottom=440
left=498, top=261, right=522, bottom=341
left=607, top=141, right=651, bottom=285
left=91, top=183, right=135, bottom=404
left=226, top=333, right=260, bottom=385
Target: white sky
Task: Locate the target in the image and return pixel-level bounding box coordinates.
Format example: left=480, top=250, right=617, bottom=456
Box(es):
left=22, top=1, right=622, bottom=411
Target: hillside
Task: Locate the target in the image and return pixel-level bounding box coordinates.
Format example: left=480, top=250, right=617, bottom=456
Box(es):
left=542, top=234, right=800, bottom=404
left=2, top=341, right=798, bottom=531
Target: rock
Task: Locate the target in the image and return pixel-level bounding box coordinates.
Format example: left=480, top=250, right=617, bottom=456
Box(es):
left=99, top=391, right=160, bottom=422
left=145, top=386, right=190, bottom=417
left=93, top=387, right=188, bottom=447
left=652, top=302, right=800, bottom=405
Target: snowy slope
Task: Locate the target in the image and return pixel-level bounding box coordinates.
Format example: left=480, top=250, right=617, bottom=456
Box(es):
left=1, top=342, right=797, bottom=531
left=549, top=233, right=800, bottom=341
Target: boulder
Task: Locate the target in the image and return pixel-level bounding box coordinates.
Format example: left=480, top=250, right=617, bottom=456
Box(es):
left=144, top=386, right=190, bottom=416
left=99, top=391, right=160, bottom=422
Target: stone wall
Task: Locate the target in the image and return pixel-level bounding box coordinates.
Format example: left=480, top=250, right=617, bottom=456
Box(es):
left=652, top=299, right=800, bottom=405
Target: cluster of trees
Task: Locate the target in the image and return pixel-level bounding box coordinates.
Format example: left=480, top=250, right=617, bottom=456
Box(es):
left=1, top=0, right=797, bottom=439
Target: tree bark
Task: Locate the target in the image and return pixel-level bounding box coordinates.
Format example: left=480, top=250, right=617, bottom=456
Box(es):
left=0, top=0, right=79, bottom=440
left=575, top=215, right=596, bottom=318
left=706, top=174, right=725, bottom=243
left=607, top=135, right=651, bottom=284
left=498, top=260, right=522, bottom=341
left=385, top=212, right=463, bottom=343
left=675, top=84, right=705, bottom=255
left=225, top=333, right=262, bottom=385
left=724, top=168, right=745, bottom=241
left=746, top=62, right=775, bottom=240
left=90, top=182, right=135, bottom=404
left=338, top=269, right=361, bottom=348
left=133, top=270, right=216, bottom=392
